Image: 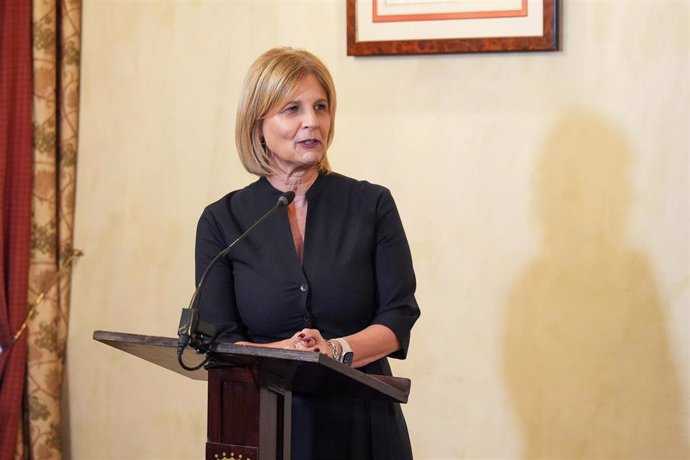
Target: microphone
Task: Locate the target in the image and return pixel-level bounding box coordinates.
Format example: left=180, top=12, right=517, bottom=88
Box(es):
left=177, top=191, right=295, bottom=363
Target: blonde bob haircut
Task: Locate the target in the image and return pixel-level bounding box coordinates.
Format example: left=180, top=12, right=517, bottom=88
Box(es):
left=235, top=47, right=337, bottom=176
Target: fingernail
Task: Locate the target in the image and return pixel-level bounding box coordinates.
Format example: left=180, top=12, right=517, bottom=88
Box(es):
left=314, top=348, right=320, bottom=353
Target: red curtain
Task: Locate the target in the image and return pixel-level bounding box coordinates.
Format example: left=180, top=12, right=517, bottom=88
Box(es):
left=0, top=0, right=34, bottom=458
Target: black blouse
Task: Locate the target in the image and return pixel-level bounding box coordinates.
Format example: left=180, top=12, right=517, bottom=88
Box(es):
left=195, top=172, right=420, bottom=459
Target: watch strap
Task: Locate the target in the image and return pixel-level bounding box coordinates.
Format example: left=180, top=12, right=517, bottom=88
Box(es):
left=333, top=338, right=353, bottom=366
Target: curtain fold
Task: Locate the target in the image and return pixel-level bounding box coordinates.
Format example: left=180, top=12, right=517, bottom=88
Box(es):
left=0, top=1, right=35, bottom=459
left=24, top=0, right=82, bottom=458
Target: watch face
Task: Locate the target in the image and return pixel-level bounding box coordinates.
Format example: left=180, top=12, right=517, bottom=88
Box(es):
left=342, top=351, right=354, bottom=366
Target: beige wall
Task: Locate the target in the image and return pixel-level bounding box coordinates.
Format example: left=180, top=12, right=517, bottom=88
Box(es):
left=69, top=1, right=689, bottom=458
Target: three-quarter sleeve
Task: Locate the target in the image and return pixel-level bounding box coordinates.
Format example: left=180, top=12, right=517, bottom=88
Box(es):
left=370, top=189, right=421, bottom=359
left=195, top=206, right=248, bottom=343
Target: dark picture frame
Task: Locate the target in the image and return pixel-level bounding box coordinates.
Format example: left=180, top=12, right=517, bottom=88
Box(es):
left=347, top=0, right=559, bottom=56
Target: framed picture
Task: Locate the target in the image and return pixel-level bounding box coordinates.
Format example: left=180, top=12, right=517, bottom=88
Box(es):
left=347, top=0, right=559, bottom=56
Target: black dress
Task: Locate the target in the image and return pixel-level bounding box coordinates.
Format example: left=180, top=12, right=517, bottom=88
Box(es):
left=195, top=172, right=420, bottom=459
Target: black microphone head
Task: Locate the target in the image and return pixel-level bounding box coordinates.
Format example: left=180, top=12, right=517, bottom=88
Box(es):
left=277, top=191, right=295, bottom=207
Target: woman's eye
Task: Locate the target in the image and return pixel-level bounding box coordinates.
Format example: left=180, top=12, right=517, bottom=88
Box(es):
left=315, top=103, right=328, bottom=111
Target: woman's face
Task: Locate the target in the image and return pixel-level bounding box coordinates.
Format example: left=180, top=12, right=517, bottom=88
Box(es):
left=261, top=73, right=331, bottom=175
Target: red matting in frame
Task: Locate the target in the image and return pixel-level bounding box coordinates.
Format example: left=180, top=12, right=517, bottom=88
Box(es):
left=373, top=0, right=528, bottom=23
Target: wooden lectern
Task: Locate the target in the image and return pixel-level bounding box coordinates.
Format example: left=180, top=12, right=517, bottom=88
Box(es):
left=93, top=330, right=411, bottom=460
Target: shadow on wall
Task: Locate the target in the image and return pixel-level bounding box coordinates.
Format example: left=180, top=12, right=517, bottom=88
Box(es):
left=502, top=112, right=690, bottom=459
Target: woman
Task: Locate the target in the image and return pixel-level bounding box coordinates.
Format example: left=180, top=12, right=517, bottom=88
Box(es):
left=196, top=47, right=420, bottom=459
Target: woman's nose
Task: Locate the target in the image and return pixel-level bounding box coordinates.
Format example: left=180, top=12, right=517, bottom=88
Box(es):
left=302, top=108, right=319, bottom=129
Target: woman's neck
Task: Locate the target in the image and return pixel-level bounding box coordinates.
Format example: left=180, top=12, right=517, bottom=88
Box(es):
left=267, top=168, right=316, bottom=264
left=266, top=168, right=319, bottom=203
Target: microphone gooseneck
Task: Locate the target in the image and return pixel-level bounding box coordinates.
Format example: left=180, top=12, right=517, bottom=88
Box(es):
left=177, top=191, right=295, bottom=370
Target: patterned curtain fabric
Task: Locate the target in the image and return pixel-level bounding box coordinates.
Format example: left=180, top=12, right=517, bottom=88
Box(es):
left=24, top=0, right=82, bottom=458
left=0, top=1, right=34, bottom=459
left=0, top=0, right=82, bottom=458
